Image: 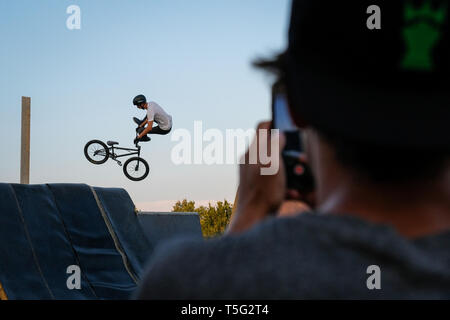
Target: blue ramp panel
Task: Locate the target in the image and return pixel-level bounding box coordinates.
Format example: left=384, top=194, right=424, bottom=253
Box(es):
left=47, top=184, right=151, bottom=299
left=0, top=184, right=53, bottom=299
left=137, top=212, right=203, bottom=247
left=92, top=187, right=153, bottom=279
left=0, top=183, right=153, bottom=299
left=11, top=184, right=97, bottom=299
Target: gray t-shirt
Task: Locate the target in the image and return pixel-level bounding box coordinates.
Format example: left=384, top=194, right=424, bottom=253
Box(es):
left=135, top=213, right=450, bottom=299
left=147, top=101, right=172, bottom=130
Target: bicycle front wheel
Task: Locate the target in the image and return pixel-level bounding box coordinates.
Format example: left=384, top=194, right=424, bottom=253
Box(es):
left=84, top=140, right=110, bottom=165
left=123, top=157, right=149, bottom=181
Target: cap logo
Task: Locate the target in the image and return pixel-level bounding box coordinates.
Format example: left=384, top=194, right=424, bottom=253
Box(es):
left=401, top=0, right=447, bottom=71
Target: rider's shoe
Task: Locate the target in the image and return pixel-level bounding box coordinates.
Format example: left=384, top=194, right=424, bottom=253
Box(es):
left=140, top=135, right=151, bottom=142
left=133, top=117, right=141, bottom=125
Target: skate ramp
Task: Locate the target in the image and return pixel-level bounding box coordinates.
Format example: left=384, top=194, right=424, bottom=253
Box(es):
left=138, top=212, right=203, bottom=247
left=0, top=183, right=153, bottom=300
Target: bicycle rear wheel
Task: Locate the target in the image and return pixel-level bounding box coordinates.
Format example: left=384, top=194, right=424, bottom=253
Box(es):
left=84, top=140, right=110, bottom=164
left=123, top=157, right=149, bottom=181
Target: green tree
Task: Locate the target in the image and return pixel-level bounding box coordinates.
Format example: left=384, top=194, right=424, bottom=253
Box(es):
left=172, top=199, right=196, bottom=213
left=172, top=199, right=233, bottom=238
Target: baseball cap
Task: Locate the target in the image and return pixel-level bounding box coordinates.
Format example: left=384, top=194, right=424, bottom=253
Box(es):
left=285, top=0, right=450, bottom=149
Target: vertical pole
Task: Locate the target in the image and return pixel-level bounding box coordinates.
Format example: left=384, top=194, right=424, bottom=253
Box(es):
left=20, top=96, right=31, bottom=184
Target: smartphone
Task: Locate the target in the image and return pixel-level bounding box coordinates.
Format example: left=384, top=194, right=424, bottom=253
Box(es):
left=271, top=81, right=315, bottom=195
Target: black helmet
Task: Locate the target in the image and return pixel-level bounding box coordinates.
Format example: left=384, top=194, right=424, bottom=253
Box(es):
left=133, top=94, right=146, bottom=106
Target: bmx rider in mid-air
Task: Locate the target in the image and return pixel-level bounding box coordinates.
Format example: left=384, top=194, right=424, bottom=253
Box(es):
left=133, top=94, right=173, bottom=144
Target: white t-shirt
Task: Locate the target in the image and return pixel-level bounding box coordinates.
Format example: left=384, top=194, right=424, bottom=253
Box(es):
left=147, top=101, right=172, bottom=130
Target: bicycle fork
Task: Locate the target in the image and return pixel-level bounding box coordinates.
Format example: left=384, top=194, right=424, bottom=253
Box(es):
left=133, top=146, right=142, bottom=171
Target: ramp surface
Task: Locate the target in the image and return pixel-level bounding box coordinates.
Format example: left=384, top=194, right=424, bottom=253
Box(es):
left=0, top=183, right=153, bottom=300
left=138, top=212, right=203, bottom=247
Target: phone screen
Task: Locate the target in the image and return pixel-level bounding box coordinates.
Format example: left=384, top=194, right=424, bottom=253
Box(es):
left=273, top=94, right=297, bottom=132
left=271, top=82, right=315, bottom=195
left=272, top=86, right=302, bottom=153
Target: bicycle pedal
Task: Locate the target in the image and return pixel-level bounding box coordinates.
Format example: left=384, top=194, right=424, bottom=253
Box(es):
left=117, top=161, right=122, bottom=166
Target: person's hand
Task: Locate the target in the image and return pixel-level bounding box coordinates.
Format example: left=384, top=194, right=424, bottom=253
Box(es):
left=277, top=200, right=311, bottom=217
left=227, top=121, right=286, bottom=234
left=136, top=127, right=140, bottom=133
left=284, top=153, right=316, bottom=208
left=134, top=137, right=139, bottom=145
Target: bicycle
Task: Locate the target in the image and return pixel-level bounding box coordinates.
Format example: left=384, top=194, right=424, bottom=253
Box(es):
left=84, top=132, right=150, bottom=181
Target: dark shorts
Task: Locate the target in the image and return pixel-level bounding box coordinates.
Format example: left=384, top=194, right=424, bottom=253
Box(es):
left=137, top=125, right=172, bottom=136
left=148, top=126, right=171, bottom=135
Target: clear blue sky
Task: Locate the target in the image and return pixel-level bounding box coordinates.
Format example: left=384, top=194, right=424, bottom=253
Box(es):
left=0, top=0, right=290, bottom=209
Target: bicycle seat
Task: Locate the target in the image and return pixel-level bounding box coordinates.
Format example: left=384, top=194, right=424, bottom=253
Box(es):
left=107, top=141, right=119, bottom=146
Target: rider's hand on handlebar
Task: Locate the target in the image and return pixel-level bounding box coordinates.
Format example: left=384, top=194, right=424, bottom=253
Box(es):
left=134, top=137, right=139, bottom=145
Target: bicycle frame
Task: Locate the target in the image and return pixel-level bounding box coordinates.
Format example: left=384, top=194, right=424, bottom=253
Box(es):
left=109, top=145, right=141, bottom=160
left=85, top=137, right=148, bottom=180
